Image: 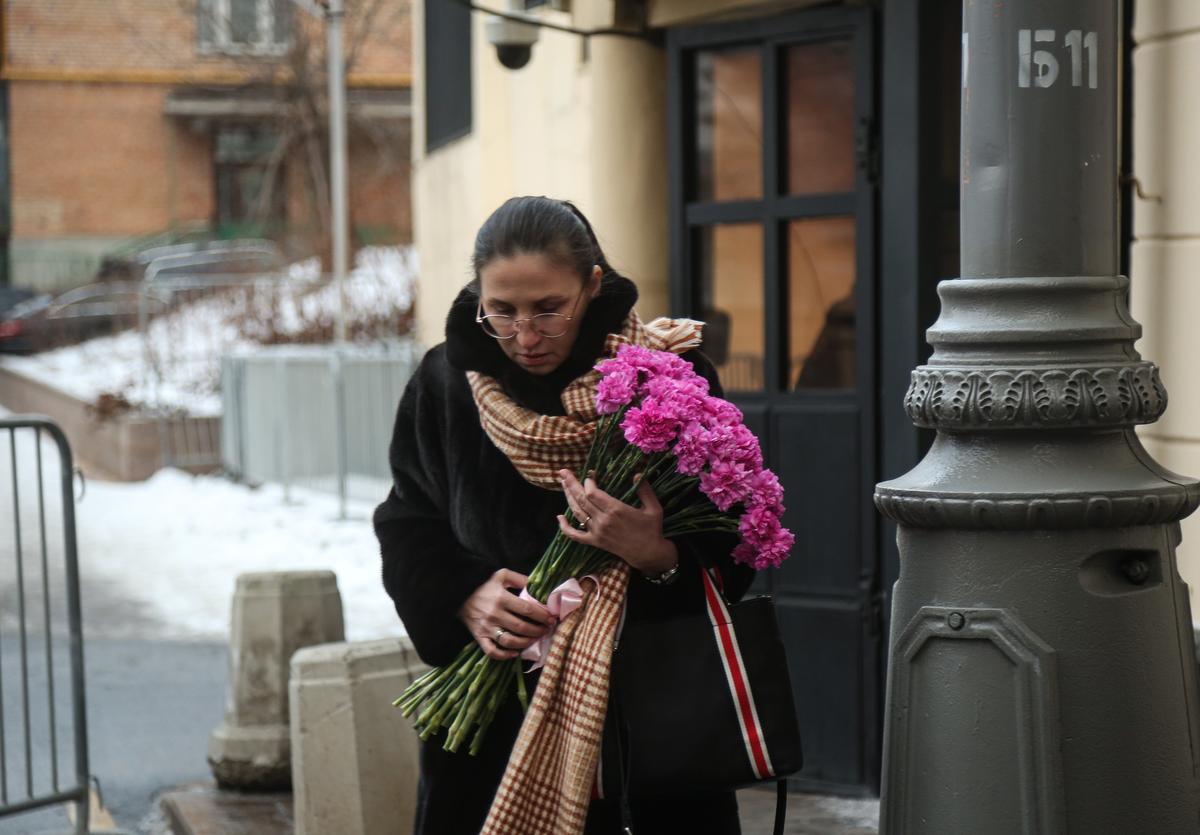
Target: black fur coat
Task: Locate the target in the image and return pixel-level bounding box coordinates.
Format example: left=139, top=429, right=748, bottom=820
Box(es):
left=373, top=275, right=749, bottom=834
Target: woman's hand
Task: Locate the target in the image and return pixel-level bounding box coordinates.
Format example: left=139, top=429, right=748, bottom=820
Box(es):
left=556, top=469, right=679, bottom=578
left=458, top=569, right=556, bottom=661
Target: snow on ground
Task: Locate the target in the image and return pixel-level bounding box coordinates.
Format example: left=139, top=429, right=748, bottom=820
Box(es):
left=76, top=468, right=402, bottom=642
left=2, top=246, right=417, bottom=418
left=0, top=404, right=403, bottom=643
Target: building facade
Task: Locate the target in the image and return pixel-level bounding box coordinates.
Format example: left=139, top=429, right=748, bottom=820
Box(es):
left=1130, top=3, right=1200, bottom=664
left=413, top=0, right=1186, bottom=798
left=2, top=0, right=413, bottom=290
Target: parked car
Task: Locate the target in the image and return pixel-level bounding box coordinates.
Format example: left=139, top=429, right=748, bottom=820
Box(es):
left=0, top=241, right=288, bottom=354
left=143, top=240, right=286, bottom=287
left=0, top=293, right=54, bottom=354
left=99, top=238, right=285, bottom=283
left=0, top=282, right=164, bottom=354
left=0, top=285, right=38, bottom=319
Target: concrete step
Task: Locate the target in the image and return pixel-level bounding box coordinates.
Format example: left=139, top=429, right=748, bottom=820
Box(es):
left=159, top=782, right=292, bottom=835
left=737, top=785, right=879, bottom=834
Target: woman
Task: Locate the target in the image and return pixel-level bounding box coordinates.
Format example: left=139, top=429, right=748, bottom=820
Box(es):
left=374, top=196, right=753, bottom=834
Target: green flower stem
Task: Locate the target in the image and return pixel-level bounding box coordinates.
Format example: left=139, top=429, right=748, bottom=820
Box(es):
left=395, top=648, right=469, bottom=713
left=396, top=407, right=748, bottom=754
left=515, top=662, right=529, bottom=710
left=582, top=411, right=622, bottom=477
left=442, top=661, right=497, bottom=747
left=447, top=659, right=508, bottom=752
left=470, top=664, right=517, bottom=755
left=421, top=651, right=486, bottom=729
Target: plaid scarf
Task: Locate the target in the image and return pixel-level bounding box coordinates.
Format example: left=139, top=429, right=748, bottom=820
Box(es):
left=481, top=561, right=631, bottom=835
left=467, top=311, right=704, bottom=490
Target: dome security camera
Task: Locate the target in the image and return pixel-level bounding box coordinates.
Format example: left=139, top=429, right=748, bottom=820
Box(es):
left=485, top=15, right=539, bottom=70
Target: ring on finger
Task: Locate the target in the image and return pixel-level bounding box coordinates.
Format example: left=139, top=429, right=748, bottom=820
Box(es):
left=577, top=513, right=592, bottom=531
left=493, top=627, right=507, bottom=647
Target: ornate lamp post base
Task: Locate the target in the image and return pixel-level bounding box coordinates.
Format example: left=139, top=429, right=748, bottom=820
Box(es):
left=876, top=274, right=1200, bottom=833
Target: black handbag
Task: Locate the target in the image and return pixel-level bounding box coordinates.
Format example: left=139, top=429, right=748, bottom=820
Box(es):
left=599, top=567, right=803, bottom=834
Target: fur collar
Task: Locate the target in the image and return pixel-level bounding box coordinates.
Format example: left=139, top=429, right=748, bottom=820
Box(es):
left=444, top=274, right=639, bottom=415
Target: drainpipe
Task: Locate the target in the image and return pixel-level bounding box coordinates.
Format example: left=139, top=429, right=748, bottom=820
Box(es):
left=326, top=0, right=348, bottom=345
left=874, top=2, right=1200, bottom=832
left=0, top=6, right=9, bottom=286
left=0, top=80, right=10, bottom=286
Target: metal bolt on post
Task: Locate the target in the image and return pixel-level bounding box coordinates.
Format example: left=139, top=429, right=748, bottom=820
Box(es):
left=874, top=2, right=1200, bottom=833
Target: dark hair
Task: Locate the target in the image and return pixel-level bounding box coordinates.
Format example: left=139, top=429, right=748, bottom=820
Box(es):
left=470, top=196, right=621, bottom=290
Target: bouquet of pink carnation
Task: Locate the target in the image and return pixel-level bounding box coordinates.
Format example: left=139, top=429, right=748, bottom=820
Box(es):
left=395, top=345, right=794, bottom=754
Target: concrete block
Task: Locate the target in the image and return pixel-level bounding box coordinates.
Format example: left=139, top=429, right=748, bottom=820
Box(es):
left=0, top=364, right=220, bottom=480
left=208, top=571, right=345, bottom=790
left=290, top=637, right=430, bottom=835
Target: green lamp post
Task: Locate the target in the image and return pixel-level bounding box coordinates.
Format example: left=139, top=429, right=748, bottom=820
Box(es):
left=875, top=2, right=1200, bottom=831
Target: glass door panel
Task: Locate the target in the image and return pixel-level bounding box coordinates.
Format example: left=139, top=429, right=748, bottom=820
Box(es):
left=785, top=39, right=855, bottom=195
left=787, top=216, right=856, bottom=389
left=695, top=48, right=763, bottom=202
left=697, top=223, right=764, bottom=393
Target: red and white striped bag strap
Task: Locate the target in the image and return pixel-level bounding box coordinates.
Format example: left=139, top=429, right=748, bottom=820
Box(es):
left=699, top=566, right=775, bottom=780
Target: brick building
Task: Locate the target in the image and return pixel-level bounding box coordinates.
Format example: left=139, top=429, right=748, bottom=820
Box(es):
left=1, top=0, right=412, bottom=290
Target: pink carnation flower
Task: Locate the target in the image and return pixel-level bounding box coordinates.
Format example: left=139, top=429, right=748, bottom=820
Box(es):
left=702, top=397, right=743, bottom=428
left=611, top=344, right=659, bottom=377
left=702, top=424, right=763, bottom=472
left=726, top=424, right=764, bottom=470
left=734, top=508, right=794, bottom=569
left=758, top=526, right=795, bottom=569
left=595, top=366, right=638, bottom=414
left=650, top=351, right=702, bottom=381
left=592, top=344, right=795, bottom=571
left=672, top=420, right=708, bottom=475
left=746, top=469, right=785, bottom=515
left=645, top=375, right=709, bottom=422
left=699, top=459, right=755, bottom=511
left=622, top=402, right=682, bottom=453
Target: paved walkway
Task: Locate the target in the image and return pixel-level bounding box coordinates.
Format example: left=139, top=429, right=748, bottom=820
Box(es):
left=0, top=639, right=227, bottom=834
left=159, top=782, right=880, bottom=835
left=738, top=785, right=879, bottom=834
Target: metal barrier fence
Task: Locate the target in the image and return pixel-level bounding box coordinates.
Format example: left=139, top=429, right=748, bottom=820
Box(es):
left=221, top=341, right=422, bottom=515
left=0, top=417, right=91, bottom=832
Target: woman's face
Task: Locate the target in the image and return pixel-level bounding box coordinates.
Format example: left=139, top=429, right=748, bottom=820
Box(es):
left=477, top=253, right=602, bottom=376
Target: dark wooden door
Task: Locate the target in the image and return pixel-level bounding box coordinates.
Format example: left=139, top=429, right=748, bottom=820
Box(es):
left=668, top=5, right=881, bottom=795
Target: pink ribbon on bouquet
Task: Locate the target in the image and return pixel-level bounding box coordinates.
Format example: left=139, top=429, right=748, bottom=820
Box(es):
left=519, top=577, right=593, bottom=671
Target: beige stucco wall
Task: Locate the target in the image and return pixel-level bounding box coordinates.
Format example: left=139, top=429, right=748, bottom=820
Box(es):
left=1130, top=0, right=1200, bottom=605
left=411, top=0, right=840, bottom=347
left=416, top=1, right=848, bottom=349
left=413, top=4, right=600, bottom=348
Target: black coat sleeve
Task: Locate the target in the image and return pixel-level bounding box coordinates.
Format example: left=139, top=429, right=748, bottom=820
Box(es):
left=631, top=348, right=756, bottom=612
left=373, top=350, right=497, bottom=667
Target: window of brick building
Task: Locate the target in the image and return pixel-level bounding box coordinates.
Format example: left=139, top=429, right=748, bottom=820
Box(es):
left=197, top=0, right=292, bottom=57
left=214, top=126, right=287, bottom=237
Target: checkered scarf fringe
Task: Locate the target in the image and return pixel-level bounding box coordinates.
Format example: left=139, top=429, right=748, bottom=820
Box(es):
left=481, top=561, right=631, bottom=835
left=467, top=311, right=705, bottom=491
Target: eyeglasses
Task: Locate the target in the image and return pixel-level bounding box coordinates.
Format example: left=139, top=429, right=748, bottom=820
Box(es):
left=476, top=285, right=587, bottom=340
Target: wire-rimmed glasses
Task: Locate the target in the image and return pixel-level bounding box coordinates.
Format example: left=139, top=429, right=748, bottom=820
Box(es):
left=475, top=285, right=587, bottom=340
